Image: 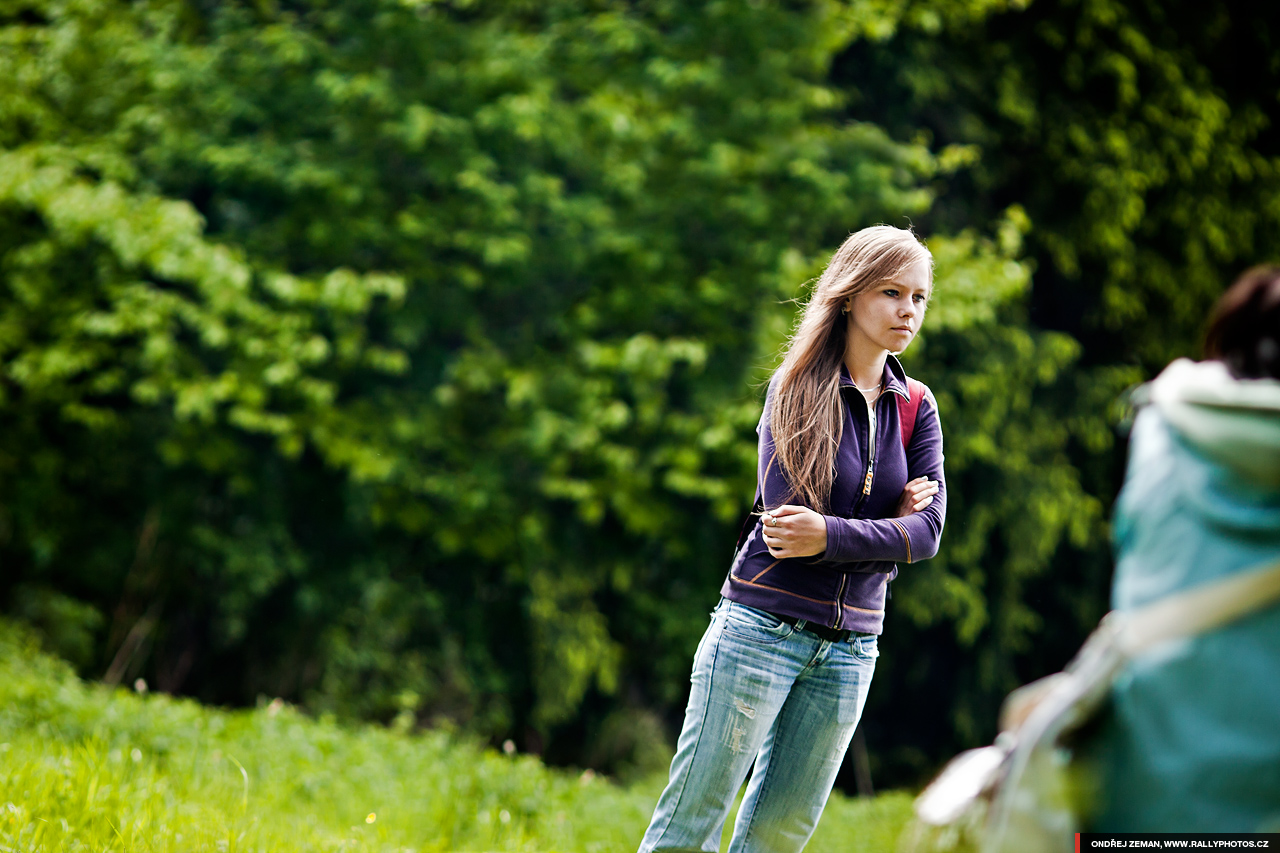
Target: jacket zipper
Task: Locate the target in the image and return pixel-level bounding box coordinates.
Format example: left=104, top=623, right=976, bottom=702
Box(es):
left=836, top=392, right=879, bottom=629
left=863, top=400, right=878, bottom=497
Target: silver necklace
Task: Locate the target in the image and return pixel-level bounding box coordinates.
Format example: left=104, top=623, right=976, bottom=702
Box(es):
left=850, top=378, right=883, bottom=395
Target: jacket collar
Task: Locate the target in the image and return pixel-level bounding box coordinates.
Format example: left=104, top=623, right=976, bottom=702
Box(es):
left=1145, top=358, right=1280, bottom=486
left=838, top=354, right=910, bottom=400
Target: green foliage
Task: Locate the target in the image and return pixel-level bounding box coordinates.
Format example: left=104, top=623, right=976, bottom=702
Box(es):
left=8, top=585, right=104, bottom=670
left=5, top=0, right=1273, bottom=790
left=0, top=618, right=915, bottom=851
left=837, top=0, right=1280, bottom=366
left=872, top=212, right=1103, bottom=771
left=902, top=212, right=1096, bottom=647
left=0, top=0, right=948, bottom=758
left=0, top=145, right=406, bottom=453
left=829, top=0, right=1280, bottom=780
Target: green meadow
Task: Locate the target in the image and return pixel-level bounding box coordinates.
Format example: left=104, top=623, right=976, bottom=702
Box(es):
left=0, top=621, right=913, bottom=852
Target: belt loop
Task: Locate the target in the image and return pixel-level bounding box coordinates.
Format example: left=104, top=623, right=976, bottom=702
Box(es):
left=795, top=619, right=807, bottom=632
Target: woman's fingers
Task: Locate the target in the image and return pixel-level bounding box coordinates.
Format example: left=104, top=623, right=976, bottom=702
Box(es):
left=896, top=477, right=938, bottom=517
left=762, top=507, right=802, bottom=532
left=764, top=528, right=797, bottom=551
left=904, top=480, right=938, bottom=499
left=761, top=506, right=827, bottom=559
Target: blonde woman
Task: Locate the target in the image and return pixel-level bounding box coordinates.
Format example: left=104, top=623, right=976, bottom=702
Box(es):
left=639, top=226, right=946, bottom=853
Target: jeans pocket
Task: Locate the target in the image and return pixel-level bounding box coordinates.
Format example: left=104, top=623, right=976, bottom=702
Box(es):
left=719, top=602, right=796, bottom=644
left=852, top=634, right=880, bottom=662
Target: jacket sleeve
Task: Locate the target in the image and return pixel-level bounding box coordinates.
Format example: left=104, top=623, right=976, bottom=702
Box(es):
left=821, top=388, right=947, bottom=566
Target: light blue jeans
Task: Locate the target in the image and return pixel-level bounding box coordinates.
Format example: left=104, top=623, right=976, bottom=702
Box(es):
left=639, top=599, right=879, bottom=853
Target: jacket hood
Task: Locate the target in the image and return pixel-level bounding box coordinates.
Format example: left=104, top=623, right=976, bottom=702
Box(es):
left=1147, top=358, right=1280, bottom=486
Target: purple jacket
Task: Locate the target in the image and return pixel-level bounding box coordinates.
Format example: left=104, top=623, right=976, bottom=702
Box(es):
left=720, top=355, right=946, bottom=634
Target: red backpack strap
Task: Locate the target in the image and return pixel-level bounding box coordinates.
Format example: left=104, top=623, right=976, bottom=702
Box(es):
left=897, top=378, right=927, bottom=451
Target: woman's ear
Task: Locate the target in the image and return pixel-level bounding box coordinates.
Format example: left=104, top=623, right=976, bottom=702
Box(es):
left=841, top=298, right=852, bottom=315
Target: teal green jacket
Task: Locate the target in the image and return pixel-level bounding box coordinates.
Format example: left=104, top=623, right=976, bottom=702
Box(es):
left=1089, top=359, right=1280, bottom=831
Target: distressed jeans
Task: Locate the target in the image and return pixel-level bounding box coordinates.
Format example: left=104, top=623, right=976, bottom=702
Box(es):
left=638, top=599, right=879, bottom=853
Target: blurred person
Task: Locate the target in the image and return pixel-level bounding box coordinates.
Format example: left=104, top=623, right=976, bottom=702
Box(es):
left=638, top=226, right=947, bottom=853
left=1083, top=267, right=1280, bottom=831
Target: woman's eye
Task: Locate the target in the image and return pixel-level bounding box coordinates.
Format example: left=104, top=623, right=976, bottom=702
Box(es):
left=883, top=289, right=899, bottom=298
left=913, top=294, right=927, bottom=304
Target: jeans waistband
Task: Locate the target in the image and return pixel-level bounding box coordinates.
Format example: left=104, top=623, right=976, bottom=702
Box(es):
left=770, top=611, right=852, bottom=643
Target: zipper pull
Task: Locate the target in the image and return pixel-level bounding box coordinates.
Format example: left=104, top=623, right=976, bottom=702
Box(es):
left=863, top=467, right=873, bottom=495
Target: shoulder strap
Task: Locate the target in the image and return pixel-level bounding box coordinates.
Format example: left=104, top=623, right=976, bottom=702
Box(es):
left=897, top=377, right=927, bottom=451
left=979, top=555, right=1280, bottom=849
left=916, top=555, right=1280, bottom=839
left=1118, top=554, right=1280, bottom=657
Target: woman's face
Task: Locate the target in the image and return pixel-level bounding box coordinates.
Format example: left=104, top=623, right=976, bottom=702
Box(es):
left=846, top=261, right=931, bottom=355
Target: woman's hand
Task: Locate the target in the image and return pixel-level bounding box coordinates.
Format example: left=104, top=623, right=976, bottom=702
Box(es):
left=760, top=505, right=828, bottom=559
left=896, top=476, right=938, bottom=517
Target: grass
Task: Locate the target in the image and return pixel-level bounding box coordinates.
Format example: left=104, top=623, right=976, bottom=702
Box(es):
left=0, top=620, right=914, bottom=851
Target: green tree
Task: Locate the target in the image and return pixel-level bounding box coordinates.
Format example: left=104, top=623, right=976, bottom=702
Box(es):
left=830, top=0, right=1280, bottom=781
left=1, top=0, right=945, bottom=758
left=4, top=0, right=1202, bottom=787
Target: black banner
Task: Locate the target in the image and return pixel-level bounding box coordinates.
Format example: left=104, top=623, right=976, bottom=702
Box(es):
left=1078, top=835, right=1280, bottom=850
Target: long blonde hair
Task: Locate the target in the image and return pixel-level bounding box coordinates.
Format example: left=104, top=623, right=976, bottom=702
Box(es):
left=769, top=226, right=933, bottom=511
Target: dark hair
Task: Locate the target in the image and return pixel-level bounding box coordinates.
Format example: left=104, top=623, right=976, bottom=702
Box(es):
left=1203, top=266, right=1280, bottom=380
